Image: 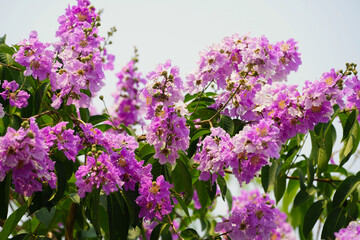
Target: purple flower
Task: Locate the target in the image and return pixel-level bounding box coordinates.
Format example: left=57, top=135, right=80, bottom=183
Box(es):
left=136, top=175, right=173, bottom=221
left=1, top=80, right=30, bottom=108
left=141, top=60, right=184, bottom=119
left=146, top=107, right=190, bottom=165
left=75, top=153, right=123, bottom=198
left=216, top=189, right=295, bottom=240
left=0, top=118, right=56, bottom=196
left=334, top=221, right=360, bottom=240
left=13, top=31, right=54, bottom=80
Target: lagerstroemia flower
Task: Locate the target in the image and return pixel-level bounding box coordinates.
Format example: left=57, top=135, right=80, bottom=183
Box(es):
left=110, top=59, right=146, bottom=126
left=41, top=122, right=81, bottom=161
left=75, top=153, right=123, bottom=198
left=334, top=221, right=360, bottom=240
left=216, top=189, right=295, bottom=240
left=231, top=119, right=281, bottom=185
left=0, top=80, right=30, bottom=108
left=136, top=175, right=173, bottom=221
left=146, top=107, right=189, bottom=165
left=49, top=0, right=111, bottom=109
left=141, top=60, right=184, bottom=119
left=195, top=127, right=236, bottom=183
left=13, top=31, right=54, bottom=80
left=0, top=118, right=56, bottom=196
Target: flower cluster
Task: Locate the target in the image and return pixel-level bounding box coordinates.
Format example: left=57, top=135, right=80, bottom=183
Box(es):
left=49, top=0, right=112, bottom=109
left=216, top=189, right=295, bottom=240
left=41, top=122, right=81, bottom=161
left=141, top=60, right=184, bottom=119
left=334, top=221, right=360, bottom=240
left=136, top=175, right=173, bottom=221
left=0, top=80, right=30, bottom=108
left=143, top=60, right=190, bottom=165
left=74, top=122, right=153, bottom=197
left=75, top=152, right=122, bottom=198
left=0, top=118, right=56, bottom=196
left=13, top=31, right=54, bottom=80
left=186, top=34, right=301, bottom=95
left=146, top=107, right=189, bottom=165
left=195, top=127, right=236, bottom=183
left=110, top=59, right=146, bottom=126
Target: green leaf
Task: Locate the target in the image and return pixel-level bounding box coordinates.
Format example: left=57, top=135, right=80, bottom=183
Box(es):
left=195, top=180, right=209, bottom=209
left=172, top=158, right=193, bottom=204
left=0, top=174, right=11, bottom=220
left=89, top=114, right=109, bottom=125
left=119, top=123, right=136, bottom=136
left=332, top=173, right=360, bottom=208
left=219, top=115, right=234, bottom=135
left=150, top=223, right=169, bottom=240
left=190, top=128, right=211, bottom=143
left=0, top=35, right=6, bottom=44
left=10, top=114, right=22, bottom=130
left=340, top=121, right=360, bottom=167
left=274, top=173, right=286, bottom=203
left=95, top=124, right=113, bottom=132
left=217, top=175, right=227, bottom=201
left=0, top=205, right=27, bottom=240
left=34, top=81, right=50, bottom=114
left=35, top=207, right=55, bottom=227
left=79, top=108, right=90, bottom=123
left=180, top=228, right=200, bottom=240
left=303, top=200, right=325, bottom=238
left=89, top=188, right=101, bottom=238
left=341, top=109, right=358, bottom=142
left=261, top=165, right=270, bottom=192
left=293, top=187, right=317, bottom=208
left=107, top=192, right=129, bottom=240
left=321, top=207, right=346, bottom=240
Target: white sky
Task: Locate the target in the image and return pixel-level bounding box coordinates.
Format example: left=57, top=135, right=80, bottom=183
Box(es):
left=2, top=0, right=360, bottom=110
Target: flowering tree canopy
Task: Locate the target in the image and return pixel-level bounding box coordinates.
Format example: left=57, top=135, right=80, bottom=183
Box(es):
left=0, top=1, right=360, bottom=240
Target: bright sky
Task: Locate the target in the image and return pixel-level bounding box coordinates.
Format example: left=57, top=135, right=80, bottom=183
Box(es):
left=2, top=0, right=360, bottom=110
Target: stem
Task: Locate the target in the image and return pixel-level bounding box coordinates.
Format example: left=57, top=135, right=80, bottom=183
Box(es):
left=197, top=71, right=249, bottom=125
left=193, top=79, right=215, bottom=113
left=65, top=203, right=78, bottom=240
left=0, top=62, right=22, bottom=71
left=166, top=215, right=184, bottom=240
left=202, top=231, right=232, bottom=240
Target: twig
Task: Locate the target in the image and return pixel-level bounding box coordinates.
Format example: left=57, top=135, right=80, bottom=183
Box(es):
left=0, top=62, right=22, bottom=71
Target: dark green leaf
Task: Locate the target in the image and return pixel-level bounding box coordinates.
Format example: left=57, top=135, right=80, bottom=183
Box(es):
left=303, top=200, right=325, bottom=238
left=35, top=207, right=55, bottom=227
left=332, top=173, right=360, bottom=208
left=79, top=108, right=90, bottom=123
left=180, top=228, right=200, bottom=240
left=293, top=187, right=317, bottom=208
left=261, top=165, right=270, bottom=192
left=89, top=188, right=101, bottom=238
left=321, top=207, right=346, bottom=240
left=217, top=175, right=227, bottom=201
left=150, top=223, right=169, bottom=240
left=219, top=115, right=234, bottom=135
left=195, top=181, right=209, bottom=209
left=172, top=158, right=193, bottom=204
left=0, top=205, right=27, bottom=239
left=10, top=114, right=22, bottom=130
left=274, top=173, right=286, bottom=203
left=0, top=174, right=11, bottom=220
left=34, top=81, right=50, bottom=114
